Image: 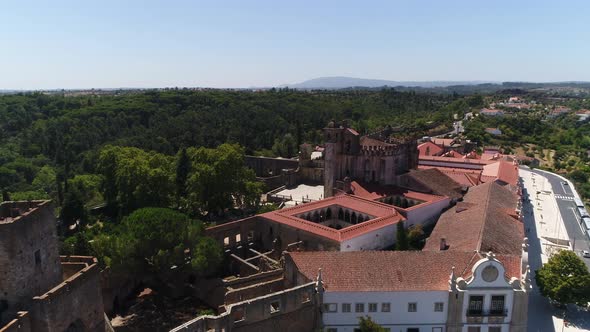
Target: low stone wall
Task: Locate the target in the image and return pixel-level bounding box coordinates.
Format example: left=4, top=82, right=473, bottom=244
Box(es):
left=224, top=278, right=284, bottom=304
left=30, top=256, right=105, bottom=332
left=0, top=312, right=30, bottom=332
left=171, top=282, right=318, bottom=332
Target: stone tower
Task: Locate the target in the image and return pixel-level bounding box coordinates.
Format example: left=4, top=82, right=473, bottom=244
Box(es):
left=0, top=201, right=63, bottom=323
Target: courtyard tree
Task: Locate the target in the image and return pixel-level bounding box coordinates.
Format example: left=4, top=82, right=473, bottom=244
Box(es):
left=93, top=208, right=223, bottom=283
left=186, top=143, right=263, bottom=216
left=358, top=315, right=386, bottom=332
left=396, top=221, right=409, bottom=251
left=536, top=250, right=590, bottom=306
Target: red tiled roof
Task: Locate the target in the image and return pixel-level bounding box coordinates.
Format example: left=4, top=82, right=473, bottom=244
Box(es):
left=419, top=155, right=496, bottom=166
left=399, top=168, right=464, bottom=199
left=417, top=166, right=482, bottom=187
left=350, top=181, right=446, bottom=203
left=432, top=138, right=456, bottom=147
left=418, top=141, right=444, bottom=157
left=260, top=195, right=404, bottom=242
left=423, top=181, right=523, bottom=255
left=288, top=250, right=522, bottom=292
left=346, top=128, right=359, bottom=136
left=359, top=136, right=394, bottom=147
left=482, top=161, right=519, bottom=186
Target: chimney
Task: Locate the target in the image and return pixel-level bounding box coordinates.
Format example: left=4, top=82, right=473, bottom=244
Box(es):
left=440, top=238, right=447, bottom=251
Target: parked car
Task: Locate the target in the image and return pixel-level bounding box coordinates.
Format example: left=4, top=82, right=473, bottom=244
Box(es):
left=582, top=250, right=590, bottom=258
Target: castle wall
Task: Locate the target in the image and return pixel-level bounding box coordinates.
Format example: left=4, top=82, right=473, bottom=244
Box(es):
left=30, top=256, right=105, bottom=332
left=0, top=312, right=30, bottom=332
left=0, top=201, right=62, bottom=323
left=244, top=156, right=298, bottom=178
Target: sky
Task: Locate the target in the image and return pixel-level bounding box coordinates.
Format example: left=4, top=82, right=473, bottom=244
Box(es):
left=1, top=0, right=590, bottom=89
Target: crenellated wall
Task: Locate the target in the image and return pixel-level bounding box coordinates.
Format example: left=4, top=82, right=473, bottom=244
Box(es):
left=0, top=201, right=62, bottom=325
left=30, top=256, right=105, bottom=332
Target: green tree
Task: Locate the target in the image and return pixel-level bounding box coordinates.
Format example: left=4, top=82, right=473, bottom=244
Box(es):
left=97, top=146, right=175, bottom=215
left=175, top=148, right=191, bottom=199
left=272, top=133, right=298, bottom=158
left=536, top=250, right=590, bottom=306
left=408, top=224, right=425, bottom=249
left=94, top=208, right=222, bottom=282
left=396, top=221, right=409, bottom=251
left=32, top=165, right=57, bottom=194
left=186, top=143, right=263, bottom=216
left=358, top=315, right=386, bottom=332
left=60, top=189, right=87, bottom=230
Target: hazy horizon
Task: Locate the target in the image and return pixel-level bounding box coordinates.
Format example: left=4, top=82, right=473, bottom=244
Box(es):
left=2, top=0, right=590, bottom=89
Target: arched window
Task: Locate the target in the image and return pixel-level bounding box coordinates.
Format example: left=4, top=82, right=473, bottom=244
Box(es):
left=338, top=208, right=344, bottom=220
left=325, top=208, right=332, bottom=220
left=313, top=211, right=320, bottom=222
left=351, top=212, right=357, bottom=224
left=344, top=210, right=350, bottom=223
left=426, top=146, right=431, bottom=156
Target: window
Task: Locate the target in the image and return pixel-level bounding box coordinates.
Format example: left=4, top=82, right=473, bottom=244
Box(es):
left=301, top=291, right=310, bottom=303
left=381, top=303, right=391, bottom=312
left=342, top=303, right=351, bottom=313
left=235, top=234, right=241, bottom=243
left=34, top=250, right=41, bottom=266
left=408, top=302, right=417, bottom=312
left=467, top=327, right=480, bottom=332
left=324, top=303, right=337, bottom=313
left=488, top=327, right=501, bottom=332
left=468, top=296, right=484, bottom=315
left=434, top=302, right=444, bottom=312
left=490, top=295, right=505, bottom=314
left=327, top=329, right=338, bottom=332
left=223, top=237, right=230, bottom=247
left=407, top=328, right=419, bottom=332
left=368, top=303, right=377, bottom=312
left=233, top=307, right=245, bottom=322
left=270, top=301, right=280, bottom=313
left=355, top=303, right=364, bottom=313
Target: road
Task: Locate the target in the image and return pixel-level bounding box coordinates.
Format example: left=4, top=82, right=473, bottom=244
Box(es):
left=521, top=168, right=590, bottom=331
left=528, top=168, right=590, bottom=270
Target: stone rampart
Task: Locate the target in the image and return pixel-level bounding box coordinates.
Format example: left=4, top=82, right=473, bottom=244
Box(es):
left=30, top=256, right=105, bottom=332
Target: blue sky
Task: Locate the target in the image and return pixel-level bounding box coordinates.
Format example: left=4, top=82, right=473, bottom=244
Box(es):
left=1, top=0, right=589, bottom=89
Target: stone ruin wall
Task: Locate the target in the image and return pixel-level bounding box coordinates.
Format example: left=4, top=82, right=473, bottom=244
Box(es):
left=30, top=256, right=105, bottom=332
left=0, top=201, right=62, bottom=324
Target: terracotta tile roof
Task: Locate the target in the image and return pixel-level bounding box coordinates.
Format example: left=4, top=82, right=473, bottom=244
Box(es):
left=346, top=128, right=359, bottom=136
left=419, top=155, right=496, bottom=167
left=423, top=182, right=523, bottom=255
left=260, top=195, right=404, bottom=242
left=418, top=141, right=444, bottom=157
left=399, top=168, right=464, bottom=199
left=288, top=250, right=521, bottom=292
left=360, top=136, right=394, bottom=147
left=432, top=138, right=456, bottom=147
left=482, top=161, right=519, bottom=186
left=417, top=166, right=482, bottom=187
left=349, top=181, right=446, bottom=203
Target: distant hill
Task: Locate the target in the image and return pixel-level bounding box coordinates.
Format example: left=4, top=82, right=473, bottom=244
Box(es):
left=284, top=77, right=495, bottom=89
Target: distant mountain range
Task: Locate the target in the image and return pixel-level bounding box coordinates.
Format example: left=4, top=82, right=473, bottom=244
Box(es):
left=283, top=77, right=497, bottom=89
